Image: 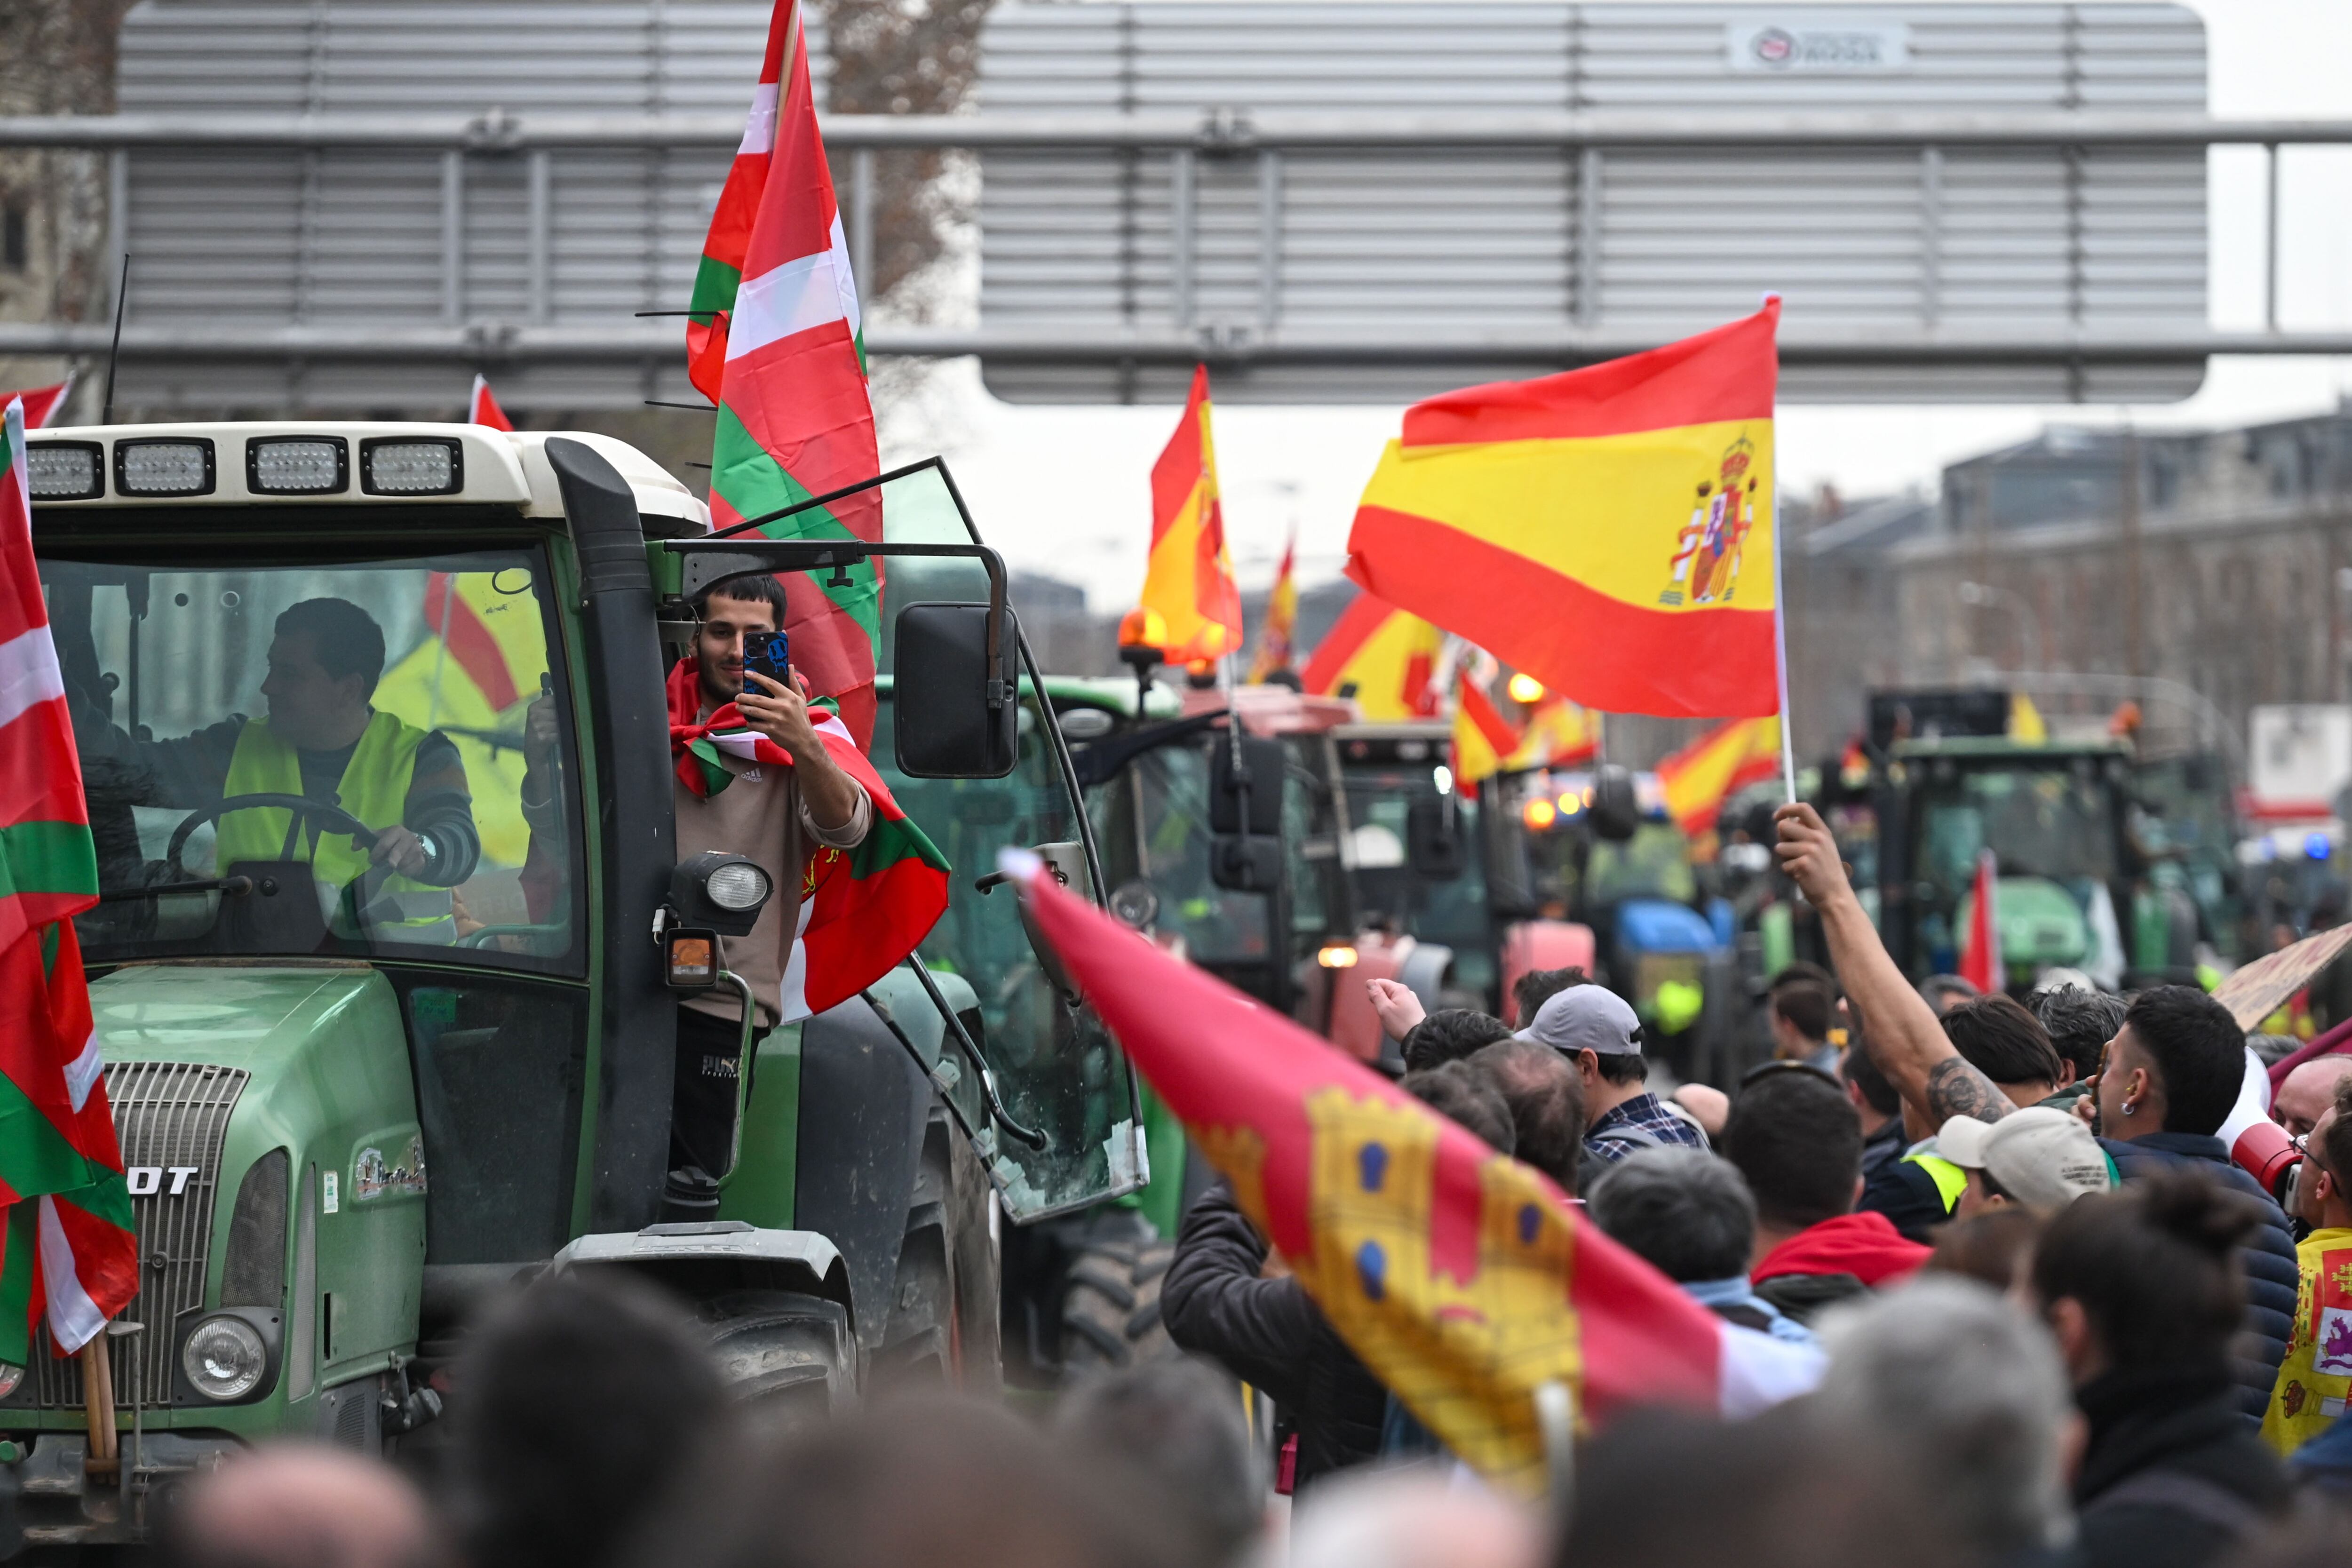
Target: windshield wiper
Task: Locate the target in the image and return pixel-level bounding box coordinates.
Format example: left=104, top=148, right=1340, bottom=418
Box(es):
left=98, top=875, right=253, bottom=904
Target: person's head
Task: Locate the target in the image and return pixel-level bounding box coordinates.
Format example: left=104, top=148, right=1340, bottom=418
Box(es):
left=1463, top=1038, right=1586, bottom=1193
left=1399, top=1061, right=1516, bottom=1154
left=691, top=577, right=791, bottom=703
left=447, top=1272, right=725, bottom=1568
left=2096, top=985, right=2247, bottom=1139
left=1399, top=1008, right=1513, bottom=1073
left=1769, top=979, right=1834, bottom=1058
left=1839, top=1035, right=1900, bottom=1132
left=1053, top=1359, right=1264, bottom=1567
left=1931, top=1107, right=2114, bottom=1220
left=1940, top=995, right=2065, bottom=1105
left=262, top=598, right=386, bottom=750
left=1812, top=1277, right=2074, bottom=1560
left=1919, top=974, right=1980, bottom=1017
left=1586, top=1147, right=1757, bottom=1283
left=1292, top=1468, right=1540, bottom=1568
left=2029, top=1170, right=2258, bottom=1385
left=2275, top=1055, right=2352, bottom=1138
left=1923, top=1208, right=2044, bottom=1293
left=1514, top=986, right=1649, bottom=1114
left=654, top=1392, right=1168, bottom=1568
left=158, top=1443, right=437, bottom=1568
left=1721, top=1064, right=1864, bottom=1238
left=1509, top=965, right=1588, bottom=1027
left=2030, top=985, right=2126, bottom=1087
left=2294, top=1079, right=2352, bottom=1230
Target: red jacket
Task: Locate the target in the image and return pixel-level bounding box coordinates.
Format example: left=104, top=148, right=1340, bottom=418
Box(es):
left=1752, top=1210, right=1930, bottom=1287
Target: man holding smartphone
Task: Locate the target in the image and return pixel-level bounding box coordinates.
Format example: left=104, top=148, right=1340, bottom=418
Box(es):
left=667, top=575, right=870, bottom=1178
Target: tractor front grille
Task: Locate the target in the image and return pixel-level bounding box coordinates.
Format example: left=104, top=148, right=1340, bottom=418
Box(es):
left=29, top=1062, right=249, bottom=1410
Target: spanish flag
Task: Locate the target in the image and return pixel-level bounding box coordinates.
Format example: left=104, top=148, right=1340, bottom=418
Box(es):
left=1140, top=366, right=1245, bottom=665
left=1655, top=716, right=1781, bottom=835
left=1002, top=849, right=1819, bottom=1495
left=1299, top=590, right=1443, bottom=720
left=1453, top=673, right=1524, bottom=789
left=1506, top=696, right=1600, bottom=771
left=1346, top=302, right=1780, bottom=719
left=1246, top=532, right=1299, bottom=684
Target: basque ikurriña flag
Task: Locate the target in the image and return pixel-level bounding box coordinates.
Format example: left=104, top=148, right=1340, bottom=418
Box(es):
left=998, top=846, right=1821, bottom=1496
left=687, top=0, right=884, bottom=749
left=666, top=662, right=947, bottom=1021
left=0, top=397, right=138, bottom=1367
left=1346, top=301, right=1781, bottom=719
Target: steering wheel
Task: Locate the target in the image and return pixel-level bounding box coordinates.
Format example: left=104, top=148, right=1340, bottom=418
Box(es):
left=164, top=793, right=376, bottom=883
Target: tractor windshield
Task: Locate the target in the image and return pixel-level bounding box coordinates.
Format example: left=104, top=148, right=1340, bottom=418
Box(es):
left=1339, top=756, right=1494, bottom=1000
left=1915, top=756, right=2122, bottom=911
left=40, top=540, right=585, bottom=975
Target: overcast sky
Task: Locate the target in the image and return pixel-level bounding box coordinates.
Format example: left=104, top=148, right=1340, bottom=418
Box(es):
left=897, top=0, right=2352, bottom=613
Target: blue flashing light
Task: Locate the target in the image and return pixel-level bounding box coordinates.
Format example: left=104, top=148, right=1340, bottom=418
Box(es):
left=2306, top=831, right=2332, bottom=861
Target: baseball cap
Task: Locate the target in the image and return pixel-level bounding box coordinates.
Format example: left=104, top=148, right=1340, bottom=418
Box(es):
left=1515, top=985, right=1644, bottom=1058
left=1935, top=1107, right=2114, bottom=1216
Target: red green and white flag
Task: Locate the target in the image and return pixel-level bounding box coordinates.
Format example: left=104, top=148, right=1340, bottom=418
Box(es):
left=687, top=0, right=885, bottom=750
left=665, top=662, right=947, bottom=1021
left=0, top=396, right=137, bottom=1366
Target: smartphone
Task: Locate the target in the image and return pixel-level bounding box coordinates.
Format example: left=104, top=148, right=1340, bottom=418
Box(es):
left=742, top=630, right=790, bottom=689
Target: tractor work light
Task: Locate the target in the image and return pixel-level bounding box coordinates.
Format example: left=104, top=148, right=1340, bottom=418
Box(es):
left=1317, top=941, right=1359, bottom=970
left=182, top=1313, right=268, bottom=1401
left=116, top=438, right=215, bottom=497
left=248, top=437, right=347, bottom=495
left=704, top=860, right=772, bottom=913
left=361, top=438, right=462, bottom=495
left=671, top=850, right=773, bottom=938
left=1507, top=672, right=1546, bottom=704
left=1522, top=796, right=1558, bottom=830
left=25, top=442, right=103, bottom=499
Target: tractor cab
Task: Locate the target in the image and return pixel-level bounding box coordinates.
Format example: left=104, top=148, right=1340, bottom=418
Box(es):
left=14, top=424, right=1141, bottom=1545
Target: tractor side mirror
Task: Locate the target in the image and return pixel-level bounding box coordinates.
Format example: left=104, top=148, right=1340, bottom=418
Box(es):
left=1588, top=765, right=1641, bottom=843
left=1405, top=798, right=1467, bottom=880
left=894, top=602, right=1019, bottom=779
left=1209, top=733, right=1287, bottom=893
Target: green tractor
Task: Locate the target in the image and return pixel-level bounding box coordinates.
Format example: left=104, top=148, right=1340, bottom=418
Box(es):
left=8, top=426, right=1144, bottom=1550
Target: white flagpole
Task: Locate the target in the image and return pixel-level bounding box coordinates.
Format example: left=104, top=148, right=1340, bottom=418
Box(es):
left=1772, top=489, right=1797, bottom=804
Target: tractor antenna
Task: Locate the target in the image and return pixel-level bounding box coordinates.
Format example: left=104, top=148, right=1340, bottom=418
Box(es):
left=101, top=253, right=131, bottom=425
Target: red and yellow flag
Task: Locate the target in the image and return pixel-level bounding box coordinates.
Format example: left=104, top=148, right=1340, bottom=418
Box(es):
left=1140, top=366, right=1244, bottom=665
left=1452, top=674, right=1524, bottom=789
left=1506, top=696, right=1599, bottom=771
left=1003, top=851, right=1817, bottom=1494
left=1346, top=301, right=1780, bottom=719
left=1246, top=532, right=1298, bottom=684
left=1300, top=590, right=1443, bottom=721
left=1655, top=716, right=1781, bottom=834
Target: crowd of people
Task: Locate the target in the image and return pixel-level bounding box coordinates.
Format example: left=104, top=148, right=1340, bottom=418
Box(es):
left=147, top=804, right=2352, bottom=1568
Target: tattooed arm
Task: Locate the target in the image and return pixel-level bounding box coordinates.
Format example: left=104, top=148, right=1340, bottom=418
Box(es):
left=1773, top=802, right=2011, bottom=1131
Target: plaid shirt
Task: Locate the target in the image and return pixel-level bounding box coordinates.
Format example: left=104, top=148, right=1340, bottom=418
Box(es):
left=1582, top=1090, right=1708, bottom=1166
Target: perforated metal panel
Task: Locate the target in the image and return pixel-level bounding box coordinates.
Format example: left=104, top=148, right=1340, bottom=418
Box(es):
left=974, top=2, right=2210, bottom=403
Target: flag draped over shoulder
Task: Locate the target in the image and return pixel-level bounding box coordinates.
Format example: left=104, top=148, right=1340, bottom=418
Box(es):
left=689, top=0, right=885, bottom=749
left=1300, top=590, right=1443, bottom=721
left=1655, top=716, right=1781, bottom=835
left=664, top=662, right=948, bottom=1020
left=468, top=374, right=515, bottom=432
left=1346, top=302, right=1781, bottom=719
left=1003, top=849, right=1818, bottom=1495
left=0, top=398, right=137, bottom=1366
left=1141, top=366, right=1244, bottom=666
left=1246, top=533, right=1298, bottom=684
left=1452, top=673, right=1523, bottom=789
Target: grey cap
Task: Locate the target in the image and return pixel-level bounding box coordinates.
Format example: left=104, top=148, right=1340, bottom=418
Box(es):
left=1515, top=985, right=1644, bottom=1057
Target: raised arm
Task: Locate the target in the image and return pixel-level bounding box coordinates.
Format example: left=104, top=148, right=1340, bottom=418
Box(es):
left=1772, top=802, right=2011, bottom=1130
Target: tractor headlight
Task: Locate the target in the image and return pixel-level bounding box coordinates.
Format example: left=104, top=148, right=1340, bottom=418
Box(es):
left=670, top=850, right=772, bottom=938
left=361, top=437, right=462, bottom=496
left=115, top=438, right=215, bottom=497
left=705, top=860, right=772, bottom=913
left=182, top=1314, right=267, bottom=1401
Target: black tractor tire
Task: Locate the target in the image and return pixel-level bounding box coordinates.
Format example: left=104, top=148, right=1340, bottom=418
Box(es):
left=1057, top=1234, right=1178, bottom=1376
left=701, top=1289, right=855, bottom=1436
left=875, top=1106, right=1001, bottom=1393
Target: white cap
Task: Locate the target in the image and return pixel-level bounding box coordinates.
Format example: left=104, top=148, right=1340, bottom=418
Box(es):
left=1514, top=985, right=1644, bottom=1057
left=1936, top=1107, right=2114, bottom=1216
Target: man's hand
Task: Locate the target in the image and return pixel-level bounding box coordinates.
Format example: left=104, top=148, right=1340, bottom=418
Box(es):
left=737, top=669, right=825, bottom=764
left=1366, top=977, right=1427, bottom=1042
left=370, top=825, right=429, bottom=878
left=1773, top=801, right=1851, bottom=908
left=523, top=692, right=560, bottom=770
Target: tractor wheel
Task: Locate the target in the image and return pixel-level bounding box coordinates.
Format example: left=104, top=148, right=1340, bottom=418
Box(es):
left=876, top=1106, right=1001, bottom=1393
left=1057, top=1235, right=1178, bottom=1376
left=701, top=1289, right=854, bottom=1436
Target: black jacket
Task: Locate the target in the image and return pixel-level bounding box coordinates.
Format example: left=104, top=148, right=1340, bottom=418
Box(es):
left=1160, top=1185, right=1388, bottom=1488
left=2099, top=1133, right=2298, bottom=1421
left=2072, top=1365, right=2290, bottom=1568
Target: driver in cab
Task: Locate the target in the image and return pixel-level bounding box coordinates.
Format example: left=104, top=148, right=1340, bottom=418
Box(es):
left=76, top=597, right=479, bottom=941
